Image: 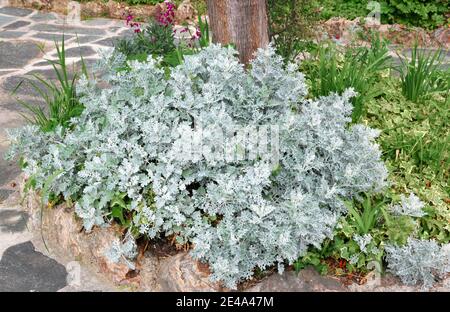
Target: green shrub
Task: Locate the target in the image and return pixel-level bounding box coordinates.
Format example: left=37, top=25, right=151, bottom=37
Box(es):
left=380, top=0, right=449, bottom=29
left=366, top=78, right=449, bottom=243
left=7, top=44, right=389, bottom=288
left=12, top=38, right=86, bottom=133
left=318, top=0, right=448, bottom=29
left=116, top=20, right=177, bottom=60
left=267, top=0, right=320, bottom=62
left=302, top=35, right=391, bottom=122
left=397, top=43, right=449, bottom=103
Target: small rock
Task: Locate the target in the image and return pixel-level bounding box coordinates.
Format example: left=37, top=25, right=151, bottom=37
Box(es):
left=157, top=252, right=221, bottom=292
left=176, top=0, right=196, bottom=23
left=247, top=268, right=347, bottom=292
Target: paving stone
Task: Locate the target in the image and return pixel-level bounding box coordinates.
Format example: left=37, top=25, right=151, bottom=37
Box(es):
left=80, top=18, right=114, bottom=27
left=0, top=155, right=21, bottom=188
left=0, top=15, right=15, bottom=28
left=401, top=48, right=450, bottom=60
left=75, top=35, right=102, bottom=44
left=31, top=23, right=107, bottom=36
left=31, top=60, right=56, bottom=67
left=0, top=30, right=25, bottom=39
left=29, top=12, right=58, bottom=22
left=51, top=45, right=97, bottom=58
left=119, top=28, right=135, bottom=37
left=0, top=209, right=28, bottom=233
left=109, top=27, right=126, bottom=34
left=2, top=75, right=46, bottom=97
left=2, top=20, right=30, bottom=30
left=0, top=41, right=42, bottom=69
left=32, top=32, right=73, bottom=42
left=27, top=60, right=98, bottom=79
left=0, top=241, right=68, bottom=292
left=27, top=68, right=77, bottom=81
left=93, top=36, right=121, bottom=47
left=0, top=189, right=14, bottom=203
left=0, top=7, right=33, bottom=17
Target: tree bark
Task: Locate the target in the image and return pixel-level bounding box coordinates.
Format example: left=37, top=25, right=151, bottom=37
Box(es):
left=207, top=0, right=269, bottom=65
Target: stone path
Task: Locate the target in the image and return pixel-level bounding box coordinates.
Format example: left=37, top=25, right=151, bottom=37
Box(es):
left=0, top=5, right=128, bottom=292
left=0, top=6, right=133, bottom=187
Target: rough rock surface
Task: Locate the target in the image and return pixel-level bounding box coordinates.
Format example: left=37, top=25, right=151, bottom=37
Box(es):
left=247, top=269, right=347, bottom=292
left=175, top=0, right=196, bottom=23
left=23, top=186, right=134, bottom=285
left=8, top=0, right=196, bottom=23
left=157, top=252, right=221, bottom=292
left=21, top=177, right=221, bottom=291
left=321, top=17, right=449, bottom=49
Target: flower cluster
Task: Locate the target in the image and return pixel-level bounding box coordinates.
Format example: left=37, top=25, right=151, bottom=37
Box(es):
left=157, top=0, right=176, bottom=26
left=124, top=12, right=141, bottom=33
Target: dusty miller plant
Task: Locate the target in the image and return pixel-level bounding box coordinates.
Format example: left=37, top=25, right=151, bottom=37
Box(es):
left=7, top=44, right=388, bottom=288
left=385, top=237, right=450, bottom=290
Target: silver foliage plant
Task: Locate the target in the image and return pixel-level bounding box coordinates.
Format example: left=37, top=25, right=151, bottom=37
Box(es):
left=389, top=193, right=426, bottom=218
left=105, top=232, right=138, bottom=270
left=385, top=238, right=450, bottom=290
left=7, top=44, right=388, bottom=288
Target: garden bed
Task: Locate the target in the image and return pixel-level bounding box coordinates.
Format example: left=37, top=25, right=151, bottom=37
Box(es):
left=21, top=177, right=450, bottom=292
left=5, top=0, right=449, bottom=293
left=21, top=175, right=222, bottom=291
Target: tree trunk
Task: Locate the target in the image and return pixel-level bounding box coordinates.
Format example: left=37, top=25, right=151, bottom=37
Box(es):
left=207, top=0, right=269, bottom=65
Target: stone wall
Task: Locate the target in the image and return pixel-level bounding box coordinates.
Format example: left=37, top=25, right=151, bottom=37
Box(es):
left=6, top=0, right=196, bottom=23
left=21, top=177, right=221, bottom=291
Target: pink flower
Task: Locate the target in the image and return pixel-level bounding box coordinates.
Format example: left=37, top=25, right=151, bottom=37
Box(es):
left=191, top=27, right=201, bottom=40
left=123, top=11, right=141, bottom=33
left=157, top=0, right=176, bottom=26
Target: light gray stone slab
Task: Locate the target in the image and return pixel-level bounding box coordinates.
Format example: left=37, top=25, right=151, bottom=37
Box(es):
left=32, top=32, right=73, bottom=42
left=31, top=23, right=107, bottom=36
left=51, top=45, right=97, bottom=58
left=0, top=7, right=33, bottom=17
left=93, top=36, right=120, bottom=47
left=0, top=15, right=15, bottom=28
left=29, top=12, right=58, bottom=22
left=3, top=20, right=30, bottom=30
left=0, top=41, right=42, bottom=69
left=0, top=30, right=26, bottom=39
left=80, top=18, right=114, bottom=27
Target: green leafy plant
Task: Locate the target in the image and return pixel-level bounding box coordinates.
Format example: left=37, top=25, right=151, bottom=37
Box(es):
left=345, top=194, right=385, bottom=235
left=110, top=192, right=132, bottom=227
left=116, top=20, right=177, bottom=60
left=303, top=35, right=390, bottom=122
left=380, top=0, right=448, bottom=29
left=397, top=43, right=449, bottom=103
left=317, top=0, right=448, bottom=29
left=267, top=0, right=320, bottom=62
left=366, top=77, right=449, bottom=245
left=12, top=38, right=86, bottom=133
